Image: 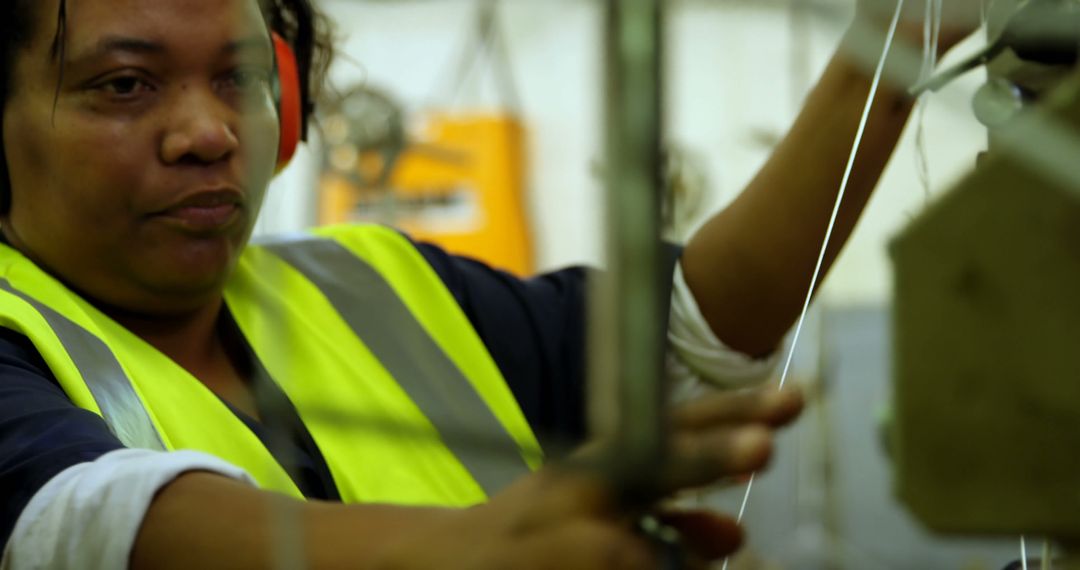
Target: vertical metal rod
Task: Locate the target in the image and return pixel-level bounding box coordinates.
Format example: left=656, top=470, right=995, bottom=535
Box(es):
left=589, top=0, right=668, bottom=498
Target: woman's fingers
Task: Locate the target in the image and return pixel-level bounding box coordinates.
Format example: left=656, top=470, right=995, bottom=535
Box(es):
left=515, top=466, right=618, bottom=524
left=514, top=510, right=742, bottom=570
left=504, top=385, right=805, bottom=566
left=559, top=386, right=802, bottom=499
left=656, top=509, right=743, bottom=562
left=673, top=385, right=804, bottom=432
left=512, top=520, right=657, bottom=570
left=665, top=387, right=802, bottom=491
left=660, top=425, right=774, bottom=492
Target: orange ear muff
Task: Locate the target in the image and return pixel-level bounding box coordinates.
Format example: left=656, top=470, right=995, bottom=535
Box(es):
left=272, top=32, right=302, bottom=173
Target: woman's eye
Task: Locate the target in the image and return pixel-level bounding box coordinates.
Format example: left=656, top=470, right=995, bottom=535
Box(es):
left=99, top=76, right=151, bottom=96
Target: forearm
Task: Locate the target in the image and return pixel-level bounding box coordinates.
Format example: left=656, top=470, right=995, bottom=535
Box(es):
left=131, top=472, right=454, bottom=569
left=682, top=32, right=915, bottom=358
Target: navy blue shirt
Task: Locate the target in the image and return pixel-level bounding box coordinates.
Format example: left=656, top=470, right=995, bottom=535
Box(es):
left=0, top=240, right=606, bottom=551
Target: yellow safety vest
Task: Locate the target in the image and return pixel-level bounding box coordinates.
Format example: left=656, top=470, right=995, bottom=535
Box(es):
left=0, top=224, right=541, bottom=506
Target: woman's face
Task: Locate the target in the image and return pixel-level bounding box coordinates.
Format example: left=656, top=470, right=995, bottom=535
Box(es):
left=1, top=0, right=279, bottom=316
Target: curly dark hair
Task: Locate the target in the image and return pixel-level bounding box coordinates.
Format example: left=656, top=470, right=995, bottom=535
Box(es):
left=0, top=0, right=334, bottom=213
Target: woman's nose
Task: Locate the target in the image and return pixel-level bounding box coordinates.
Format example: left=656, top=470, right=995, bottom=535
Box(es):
left=159, top=87, right=240, bottom=165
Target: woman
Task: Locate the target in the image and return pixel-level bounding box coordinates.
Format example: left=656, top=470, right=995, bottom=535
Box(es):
left=0, top=0, right=973, bottom=567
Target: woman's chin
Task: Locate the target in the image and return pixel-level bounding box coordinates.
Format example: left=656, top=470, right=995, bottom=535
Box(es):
left=122, top=254, right=240, bottom=314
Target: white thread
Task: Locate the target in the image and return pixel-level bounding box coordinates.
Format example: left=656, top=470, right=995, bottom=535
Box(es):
left=735, top=473, right=755, bottom=521
left=776, top=0, right=906, bottom=391
left=1021, top=536, right=1029, bottom=570
left=720, top=4, right=906, bottom=569
left=718, top=474, right=757, bottom=570
left=915, top=0, right=943, bottom=200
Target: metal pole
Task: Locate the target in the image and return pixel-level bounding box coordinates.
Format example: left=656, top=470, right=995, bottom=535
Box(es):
left=589, top=0, right=668, bottom=500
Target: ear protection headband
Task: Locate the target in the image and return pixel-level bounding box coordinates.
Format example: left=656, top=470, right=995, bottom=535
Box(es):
left=272, top=32, right=302, bottom=173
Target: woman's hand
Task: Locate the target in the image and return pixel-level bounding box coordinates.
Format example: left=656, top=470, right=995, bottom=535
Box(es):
left=372, top=386, right=804, bottom=569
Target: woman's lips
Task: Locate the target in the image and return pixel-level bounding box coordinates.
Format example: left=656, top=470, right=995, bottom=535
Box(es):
left=153, top=189, right=244, bottom=233
left=162, top=203, right=241, bottom=230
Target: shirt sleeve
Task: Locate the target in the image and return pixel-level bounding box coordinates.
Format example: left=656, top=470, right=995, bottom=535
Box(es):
left=0, top=449, right=255, bottom=570
left=667, top=260, right=781, bottom=395
left=0, top=329, right=259, bottom=569
left=0, top=328, right=126, bottom=551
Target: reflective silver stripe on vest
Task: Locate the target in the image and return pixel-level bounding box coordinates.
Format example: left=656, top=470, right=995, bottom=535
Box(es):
left=0, top=279, right=166, bottom=451
left=263, top=237, right=532, bottom=495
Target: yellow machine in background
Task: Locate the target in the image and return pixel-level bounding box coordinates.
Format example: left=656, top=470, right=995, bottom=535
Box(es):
left=320, top=112, right=533, bottom=276
left=320, top=0, right=533, bottom=276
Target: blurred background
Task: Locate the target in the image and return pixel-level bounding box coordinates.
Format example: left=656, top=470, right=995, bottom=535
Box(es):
left=259, top=0, right=988, bottom=300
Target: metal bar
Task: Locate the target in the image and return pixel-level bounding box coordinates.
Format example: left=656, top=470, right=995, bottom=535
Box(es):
left=588, top=0, right=668, bottom=500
